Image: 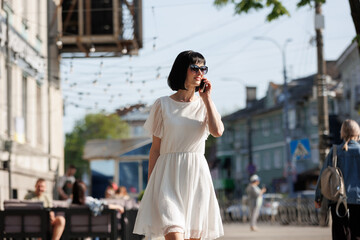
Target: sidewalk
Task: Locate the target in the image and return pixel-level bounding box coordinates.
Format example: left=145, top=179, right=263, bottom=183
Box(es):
left=218, top=223, right=331, bottom=240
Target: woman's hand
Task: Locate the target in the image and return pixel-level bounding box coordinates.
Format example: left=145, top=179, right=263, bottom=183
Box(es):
left=314, top=201, right=321, bottom=209
left=199, top=77, right=211, bottom=99
left=117, top=205, right=125, bottom=213
left=108, top=204, right=125, bottom=213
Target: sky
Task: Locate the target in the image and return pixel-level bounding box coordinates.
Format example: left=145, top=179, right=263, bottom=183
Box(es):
left=61, top=0, right=356, bottom=134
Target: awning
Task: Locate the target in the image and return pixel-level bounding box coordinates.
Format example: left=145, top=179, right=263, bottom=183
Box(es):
left=83, top=137, right=152, bottom=161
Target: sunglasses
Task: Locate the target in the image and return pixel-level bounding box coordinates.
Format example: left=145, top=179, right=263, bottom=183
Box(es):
left=189, top=64, right=208, bottom=75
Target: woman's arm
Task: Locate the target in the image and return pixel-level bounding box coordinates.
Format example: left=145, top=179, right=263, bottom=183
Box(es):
left=199, top=78, right=224, bottom=137
left=108, top=204, right=124, bottom=213
left=148, top=135, right=161, bottom=181
left=203, top=97, right=224, bottom=137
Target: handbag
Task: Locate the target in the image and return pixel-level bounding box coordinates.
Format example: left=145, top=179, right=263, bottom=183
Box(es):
left=320, top=145, right=349, bottom=217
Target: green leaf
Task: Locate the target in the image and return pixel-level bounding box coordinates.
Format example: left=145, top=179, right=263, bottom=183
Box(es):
left=214, top=0, right=231, bottom=8
left=235, top=0, right=264, bottom=14
left=297, top=0, right=326, bottom=8
left=265, top=0, right=290, bottom=21
left=297, top=0, right=312, bottom=8
left=352, top=34, right=360, bottom=45
left=213, top=0, right=327, bottom=22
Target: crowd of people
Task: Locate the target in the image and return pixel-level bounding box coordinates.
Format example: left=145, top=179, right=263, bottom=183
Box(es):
left=23, top=164, right=132, bottom=240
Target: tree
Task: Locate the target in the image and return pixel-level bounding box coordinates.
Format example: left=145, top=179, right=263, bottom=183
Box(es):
left=213, top=0, right=360, bottom=53
left=64, top=113, right=129, bottom=179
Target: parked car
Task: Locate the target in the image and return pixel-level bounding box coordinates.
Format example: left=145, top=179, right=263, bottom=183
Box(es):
left=260, top=193, right=284, bottom=217
left=225, top=197, right=250, bottom=221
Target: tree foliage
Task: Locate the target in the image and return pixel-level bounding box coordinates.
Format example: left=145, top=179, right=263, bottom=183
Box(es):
left=64, top=113, right=129, bottom=179
left=215, top=0, right=320, bottom=21
left=214, top=0, right=360, bottom=53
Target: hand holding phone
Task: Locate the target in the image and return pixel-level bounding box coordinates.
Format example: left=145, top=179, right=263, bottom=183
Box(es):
left=200, top=79, right=206, bottom=93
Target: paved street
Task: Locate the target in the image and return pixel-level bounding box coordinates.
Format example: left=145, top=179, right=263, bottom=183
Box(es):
left=219, top=223, right=331, bottom=240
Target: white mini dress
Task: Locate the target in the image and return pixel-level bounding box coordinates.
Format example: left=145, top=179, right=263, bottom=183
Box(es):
left=133, top=96, right=224, bottom=240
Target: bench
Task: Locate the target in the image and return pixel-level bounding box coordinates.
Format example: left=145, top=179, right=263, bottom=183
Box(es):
left=0, top=200, right=51, bottom=239
left=62, top=205, right=118, bottom=239
left=0, top=199, right=143, bottom=240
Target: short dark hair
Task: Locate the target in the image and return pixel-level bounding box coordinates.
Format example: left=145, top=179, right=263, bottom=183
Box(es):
left=167, top=50, right=206, bottom=91
left=35, top=178, right=45, bottom=185
left=68, top=164, right=76, bottom=170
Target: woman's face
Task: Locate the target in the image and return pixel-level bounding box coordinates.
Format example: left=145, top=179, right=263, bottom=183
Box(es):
left=184, top=63, right=205, bottom=90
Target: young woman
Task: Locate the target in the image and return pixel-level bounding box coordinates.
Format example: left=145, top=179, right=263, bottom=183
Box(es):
left=133, top=50, right=224, bottom=240
left=72, top=180, right=124, bottom=216
left=315, top=119, right=360, bottom=240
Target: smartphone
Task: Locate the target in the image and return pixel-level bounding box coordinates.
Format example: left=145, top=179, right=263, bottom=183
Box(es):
left=200, top=79, right=206, bottom=93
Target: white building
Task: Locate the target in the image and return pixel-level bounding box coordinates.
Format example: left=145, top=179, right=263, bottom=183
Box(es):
left=337, top=42, right=360, bottom=122
left=0, top=0, right=63, bottom=206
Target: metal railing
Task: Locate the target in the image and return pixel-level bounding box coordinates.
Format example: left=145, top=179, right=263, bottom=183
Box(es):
left=220, top=196, right=324, bottom=226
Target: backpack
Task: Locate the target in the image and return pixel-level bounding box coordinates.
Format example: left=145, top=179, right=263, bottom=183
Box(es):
left=320, top=145, right=349, bottom=217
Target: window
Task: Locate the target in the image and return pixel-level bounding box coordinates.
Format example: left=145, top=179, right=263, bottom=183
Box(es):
left=36, top=0, right=41, bottom=39
left=36, top=84, right=43, bottom=145
left=252, top=120, right=259, bottom=133
left=262, top=119, right=270, bottom=136
left=263, top=152, right=271, bottom=170
left=234, top=128, right=244, bottom=149
left=119, top=162, right=139, bottom=193
left=288, top=109, right=296, bottom=130
left=133, top=126, right=143, bottom=137
left=253, top=153, right=261, bottom=171
left=21, top=0, right=29, bottom=31
left=90, top=160, right=115, bottom=198
left=22, top=75, right=27, bottom=140
left=274, top=149, right=282, bottom=168
left=235, top=155, right=242, bottom=173
left=224, top=130, right=233, bottom=144
left=273, top=116, right=281, bottom=134
left=234, top=128, right=242, bottom=141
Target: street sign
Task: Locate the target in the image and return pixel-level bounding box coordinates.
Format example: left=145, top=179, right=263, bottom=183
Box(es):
left=290, top=138, right=311, bottom=161
left=247, top=163, right=256, bottom=175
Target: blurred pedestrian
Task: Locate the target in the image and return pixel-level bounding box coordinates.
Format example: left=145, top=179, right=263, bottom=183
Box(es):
left=25, top=178, right=65, bottom=240
left=104, top=181, right=118, bottom=198
left=315, top=119, right=360, bottom=240
left=246, top=174, right=266, bottom=231
left=133, top=50, right=224, bottom=240
left=72, top=180, right=124, bottom=216
left=115, top=186, right=130, bottom=200
left=57, top=164, right=76, bottom=200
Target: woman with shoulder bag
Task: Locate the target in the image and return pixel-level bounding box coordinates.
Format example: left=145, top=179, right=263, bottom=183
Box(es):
left=315, top=119, right=360, bottom=240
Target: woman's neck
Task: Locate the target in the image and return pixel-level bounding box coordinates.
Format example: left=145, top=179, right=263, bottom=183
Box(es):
left=172, top=90, right=197, bottom=102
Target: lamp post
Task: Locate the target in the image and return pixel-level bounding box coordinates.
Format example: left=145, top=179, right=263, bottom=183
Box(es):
left=254, top=37, right=293, bottom=195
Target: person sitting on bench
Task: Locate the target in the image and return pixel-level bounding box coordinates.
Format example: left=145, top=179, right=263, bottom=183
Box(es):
left=72, top=180, right=124, bottom=216
left=25, top=178, right=65, bottom=240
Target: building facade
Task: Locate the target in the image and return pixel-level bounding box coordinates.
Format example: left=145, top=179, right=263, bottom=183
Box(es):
left=216, top=67, right=342, bottom=200
left=336, top=42, right=360, bottom=122
left=0, top=0, right=63, bottom=206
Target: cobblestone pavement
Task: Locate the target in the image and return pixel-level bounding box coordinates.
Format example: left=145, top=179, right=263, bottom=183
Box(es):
left=218, top=223, right=331, bottom=240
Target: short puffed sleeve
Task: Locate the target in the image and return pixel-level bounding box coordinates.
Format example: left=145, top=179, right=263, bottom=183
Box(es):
left=143, top=98, right=163, bottom=138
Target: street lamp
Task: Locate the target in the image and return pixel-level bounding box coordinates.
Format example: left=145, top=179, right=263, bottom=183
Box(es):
left=254, top=36, right=293, bottom=195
